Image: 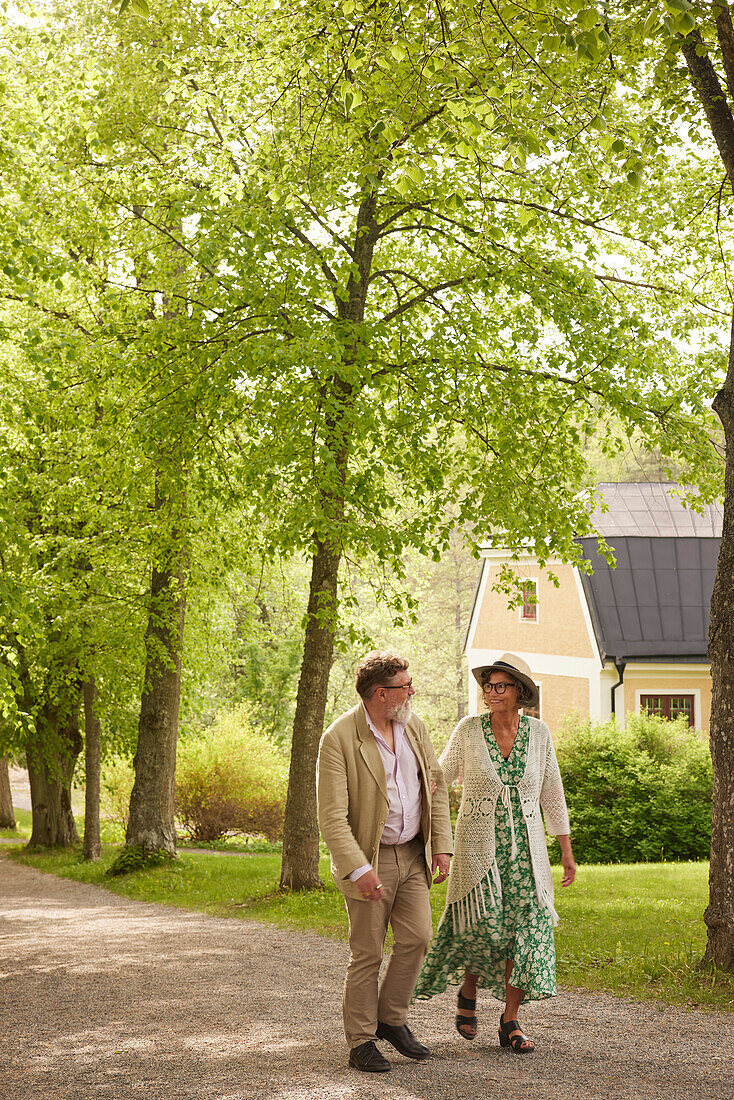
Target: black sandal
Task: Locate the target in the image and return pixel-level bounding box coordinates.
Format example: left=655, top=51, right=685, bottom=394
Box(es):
left=499, top=1016, right=535, bottom=1053
left=455, top=990, right=477, bottom=1040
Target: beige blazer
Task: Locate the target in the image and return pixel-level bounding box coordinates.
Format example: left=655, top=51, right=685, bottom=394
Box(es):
left=317, top=703, right=454, bottom=900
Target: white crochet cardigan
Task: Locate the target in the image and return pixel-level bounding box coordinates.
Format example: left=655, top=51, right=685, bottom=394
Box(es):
left=440, top=714, right=570, bottom=935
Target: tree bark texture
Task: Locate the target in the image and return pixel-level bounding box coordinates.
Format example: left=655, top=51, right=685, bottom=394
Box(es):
left=26, top=694, right=82, bottom=848
left=125, top=476, right=188, bottom=855
left=681, top=20, right=734, bottom=974
left=681, top=30, right=734, bottom=181
left=706, top=311, right=734, bottom=972
left=0, top=756, right=15, bottom=829
left=83, top=677, right=102, bottom=861
left=279, top=190, right=376, bottom=891
left=280, top=535, right=342, bottom=890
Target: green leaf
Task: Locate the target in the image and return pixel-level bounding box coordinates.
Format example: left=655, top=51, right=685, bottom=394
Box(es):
left=130, top=0, right=149, bottom=17
left=577, top=8, right=599, bottom=29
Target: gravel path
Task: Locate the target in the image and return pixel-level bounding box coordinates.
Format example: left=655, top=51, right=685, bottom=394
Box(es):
left=1, top=856, right=732, bottom=1100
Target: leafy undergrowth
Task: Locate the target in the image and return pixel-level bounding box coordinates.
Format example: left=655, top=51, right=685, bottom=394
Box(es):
left=7, top=847, right=732, bottom=1012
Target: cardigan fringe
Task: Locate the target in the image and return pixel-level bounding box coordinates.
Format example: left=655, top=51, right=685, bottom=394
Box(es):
left=450, top=862, right=504, bottom=935
left=448, top=859, right=559, bottom=934
left=439, top=715, right=570, bottom=928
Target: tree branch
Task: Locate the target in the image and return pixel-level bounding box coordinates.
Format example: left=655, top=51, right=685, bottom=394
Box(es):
left=297, top=199, right=354, bottom=259
left=380, top=274, right=477, bottom=323
left=0, top=293, right=94, bottom=336
left=281, top=219, right=339, bottom=287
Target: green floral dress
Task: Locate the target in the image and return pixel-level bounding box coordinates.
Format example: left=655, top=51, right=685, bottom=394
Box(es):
left=414, top=713, right=556, bottom=1003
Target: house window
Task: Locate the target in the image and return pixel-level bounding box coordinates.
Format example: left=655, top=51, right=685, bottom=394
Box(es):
left=521, top=580, right=537, bottom=622
left=640, top=694, right=695, bottom=727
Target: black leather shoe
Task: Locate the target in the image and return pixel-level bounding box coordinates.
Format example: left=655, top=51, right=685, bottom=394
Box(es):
left=348, top=1040, right=391, bottom=1073
left=376, top=1021, right=430, bottom=1061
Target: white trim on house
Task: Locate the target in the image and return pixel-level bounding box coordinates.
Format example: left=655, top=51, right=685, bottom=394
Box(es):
left=599, top=664, right=619, bottom=723
left=464, top=557, right=490, bottom=653
left=634, top=687, right=702, bottom=730
left=610, top=663, right=709, bottom=730
left=465, top=648, right=603, bottom=717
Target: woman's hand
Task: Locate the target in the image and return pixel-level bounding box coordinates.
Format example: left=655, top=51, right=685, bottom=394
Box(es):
left=557, top=835, right=576, bottom=887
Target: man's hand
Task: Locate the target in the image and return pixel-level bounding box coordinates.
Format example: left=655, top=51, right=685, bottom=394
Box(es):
left=354, top=868, right=385, bottom=902
left=431, top=853, right=451, bottom=884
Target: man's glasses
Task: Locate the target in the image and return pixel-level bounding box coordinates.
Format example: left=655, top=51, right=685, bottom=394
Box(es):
left=483, top=681, right=515, bottom=694
left=380, top=680, right=413, bottom=691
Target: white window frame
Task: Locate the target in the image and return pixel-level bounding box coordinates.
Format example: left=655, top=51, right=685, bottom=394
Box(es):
left=635, top=688, right=701, bottom=730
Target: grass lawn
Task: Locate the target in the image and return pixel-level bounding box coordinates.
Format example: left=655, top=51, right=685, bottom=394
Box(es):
left=6, top=844, right=731, bottom=1011
left=0, top=807, right=32, bottom=839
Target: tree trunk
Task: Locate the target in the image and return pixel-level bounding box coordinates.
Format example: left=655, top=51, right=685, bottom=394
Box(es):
left=0, top=756, right=15, bottom=829
left=280, top=535, right=341, bottom=890
left=279, top=189, right=375, bottom=891
left=26, top=694, right=82, bottom=848
left=83, top=677, right=102, bottom=861
left=680, top=22, right=734, bottom=975
left=125, top=475, right=188, bottom=855
left=705, top=310, right=734, bottom=972
left=454, top=542, right=466, bottom=724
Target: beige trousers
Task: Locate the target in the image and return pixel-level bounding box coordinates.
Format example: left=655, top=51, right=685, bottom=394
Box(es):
left=342, top=836, right=434, bottom=1049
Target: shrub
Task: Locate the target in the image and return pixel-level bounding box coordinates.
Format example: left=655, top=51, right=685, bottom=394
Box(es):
left=551, top=713, right=712, bottom=864
left=100, top=755, right=135, bottom=832
left=107, top=845, right=176, bottom=877
left=175, top=705, right=287, bottom=843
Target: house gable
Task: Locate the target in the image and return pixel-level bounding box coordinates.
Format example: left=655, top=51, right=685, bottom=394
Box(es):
left=469, top=555, right=597, bottom=660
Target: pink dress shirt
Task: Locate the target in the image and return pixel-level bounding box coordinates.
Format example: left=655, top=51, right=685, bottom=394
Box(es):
left=348, top=705, right=424, bottom=882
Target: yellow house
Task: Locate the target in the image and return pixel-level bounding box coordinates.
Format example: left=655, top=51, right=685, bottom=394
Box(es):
left=464, top=483, right=722, bottom=733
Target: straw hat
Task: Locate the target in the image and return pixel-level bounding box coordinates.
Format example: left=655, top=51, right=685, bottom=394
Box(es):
left=470, top=653, right=539, bottom=708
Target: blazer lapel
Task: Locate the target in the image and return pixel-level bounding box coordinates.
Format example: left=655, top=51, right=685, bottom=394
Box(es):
left=356, top=705, right=389, bottom=805
left=405, top=720, right=429, bottom=785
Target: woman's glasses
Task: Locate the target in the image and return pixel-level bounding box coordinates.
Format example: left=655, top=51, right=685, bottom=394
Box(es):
left=483, top=681, right=515, bottom=694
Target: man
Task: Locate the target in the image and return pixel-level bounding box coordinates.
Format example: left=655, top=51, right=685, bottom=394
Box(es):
left=317, top=651, right=453, bottom=1073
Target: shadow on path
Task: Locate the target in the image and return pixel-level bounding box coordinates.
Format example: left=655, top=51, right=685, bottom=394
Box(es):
left=0, top=857, right=731, bottom=1100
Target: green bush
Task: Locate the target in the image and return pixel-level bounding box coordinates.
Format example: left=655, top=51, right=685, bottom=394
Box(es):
left=175, top=705, right=287, bottom=843
left=552, top=713, right=712, bottom=864
left=100, top=755, right=135, bottom=832
left=107, top=845, right=176, bottom=877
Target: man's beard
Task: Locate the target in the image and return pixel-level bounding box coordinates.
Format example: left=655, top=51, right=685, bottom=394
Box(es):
left=387, top=698, right=412, bottom=724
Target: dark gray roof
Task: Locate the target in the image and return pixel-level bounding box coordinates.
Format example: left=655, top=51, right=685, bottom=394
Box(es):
left=591, top=482, right=722, bottom=538
left=578, top=537, right=719, bottom=659
left=578, top=483, right=722, bottom=660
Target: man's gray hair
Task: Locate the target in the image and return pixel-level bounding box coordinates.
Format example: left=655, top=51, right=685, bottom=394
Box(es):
left=355, top=651, right=410, bottom=699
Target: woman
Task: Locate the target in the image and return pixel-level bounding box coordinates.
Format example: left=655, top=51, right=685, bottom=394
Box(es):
left=414, top=653, right=576, bottom=1053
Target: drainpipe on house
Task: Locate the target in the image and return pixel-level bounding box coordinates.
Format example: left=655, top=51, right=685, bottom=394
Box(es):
left=611, top=659, right=626, bottom=720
